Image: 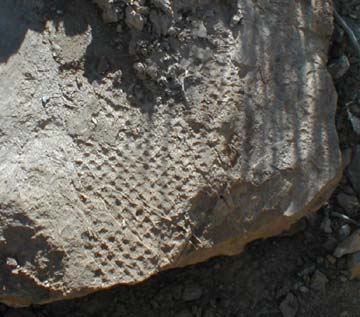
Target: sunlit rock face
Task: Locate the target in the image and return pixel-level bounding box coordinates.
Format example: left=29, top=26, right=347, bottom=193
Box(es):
left=0, top=0, right=341, bottom=306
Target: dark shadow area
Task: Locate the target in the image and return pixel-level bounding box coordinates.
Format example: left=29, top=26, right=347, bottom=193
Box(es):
left=0, top=0, right=164, bottom=115
left=0, top=0, right=89, bottom=64
left=0, top=0, right=44, bottom=64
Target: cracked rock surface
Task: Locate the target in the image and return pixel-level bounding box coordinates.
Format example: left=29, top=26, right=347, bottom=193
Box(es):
left=0, top=0, right=341, bottom=306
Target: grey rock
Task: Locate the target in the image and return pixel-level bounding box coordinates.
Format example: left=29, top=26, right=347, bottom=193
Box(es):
left=41, top=95, right=50, bottom=106
left=133, top=62, right=147, bottom=80
left=298, top=265, right=316, bottom=278
left=94, top=0, right=119, bottom=23
left=152, top=0, right=173, bottom=15
left=137, top=6, right=150, bottom=16
left=310, top=270, right=329, bottom=291
left=191, top=46, right=213, bottom=63
left=339, top=275, right=348, bottom=282
left=0, top=0, right=341, bottom=307
left=279, top=293, right=298, bottom=317
left=299, top=286, right=309, bottom=293
left=334, top=229, right=360, bottom=258
left=326, top=255, right=337, bottom=265
left=125, top=7, right=146, bottom=31
left=192, top=21, right=207, bottom=38
left=338, top=224, right=352, bottom=241
left=230, top=14, right=243, bottom=27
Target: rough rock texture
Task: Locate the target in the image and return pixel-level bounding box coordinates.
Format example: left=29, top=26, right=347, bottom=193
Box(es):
left=0, top=0, right=341, bottom=307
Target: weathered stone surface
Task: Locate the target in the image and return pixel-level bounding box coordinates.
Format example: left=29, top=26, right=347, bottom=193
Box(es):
left=0, top=0, right=341, bottom=306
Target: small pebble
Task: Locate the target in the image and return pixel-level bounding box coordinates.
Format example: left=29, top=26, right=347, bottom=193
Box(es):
left=133, top=62, right=147, bottom=80
left=310, top=270, right=329, bottom=291
left=126, top=7, right=145, bottom=31
left=298, top=265, right=316, bottom=278
left=230, top=14, right=243, bottom=26
left=340, top=275, right=348, bottom=282
left=338, top=224, right=352, bottom=241
left=327, top=255, right=337, bottom=265
left=41, top=95, right=50, bottom=106
left=334, top=229, right=360, bottom=258
left=299, top=286, right=309, bottom=293
left=279, top=292, right=298, bottom=317
left=6, top=257, right=18, bottom=269
left=192, top=21, right=207, bottom=38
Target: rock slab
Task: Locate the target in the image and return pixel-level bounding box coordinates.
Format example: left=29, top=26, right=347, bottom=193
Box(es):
left=0, top=0, right=341, bottom=306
